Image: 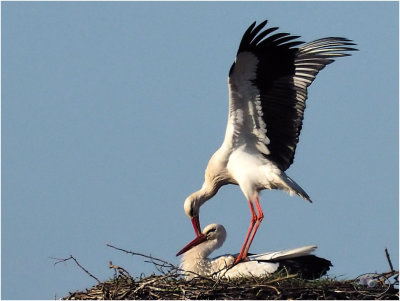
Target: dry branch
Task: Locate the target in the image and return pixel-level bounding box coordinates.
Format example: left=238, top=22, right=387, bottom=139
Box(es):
left=52, top=255, right=101, bottom=284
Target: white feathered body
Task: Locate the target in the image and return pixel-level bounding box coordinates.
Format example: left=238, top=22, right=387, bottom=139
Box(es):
left=180, top=243, right=318, bottom=280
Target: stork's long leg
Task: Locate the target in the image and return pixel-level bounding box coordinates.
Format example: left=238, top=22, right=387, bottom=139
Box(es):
left=242, top=194, right=264, bottom=257
left=234, top=199, right=257, bottom=264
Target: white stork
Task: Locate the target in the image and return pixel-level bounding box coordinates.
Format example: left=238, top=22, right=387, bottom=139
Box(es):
left=177, top=224, right=332, bottom=280
left=181, top=20, right=356, bottom=263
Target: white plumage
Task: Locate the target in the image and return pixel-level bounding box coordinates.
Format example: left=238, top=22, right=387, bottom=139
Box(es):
left=182, top=20, right=356, bottom=263
left=177, top=224, right=332, bottom=280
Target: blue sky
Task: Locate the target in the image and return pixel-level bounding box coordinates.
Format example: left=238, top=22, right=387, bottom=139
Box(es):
left=2, top=1, right=398, bottom=299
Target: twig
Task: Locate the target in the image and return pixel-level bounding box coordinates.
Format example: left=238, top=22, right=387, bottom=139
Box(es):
left=144, top=258, right=177, bottom=275
left=265, top=273, right=299, bottom=284
left=51, top=255, right=101, bottom=284
left=109, top=261, right=131, bottom=278
left=258, top=283, right=281, bottom=295
left=106, top=243, right=173, bottom=267
left=106, top=243, right=215, bottom=282
left=385, top=248, right=394, bottom=272
left=132, top=274, right=170, bottom=294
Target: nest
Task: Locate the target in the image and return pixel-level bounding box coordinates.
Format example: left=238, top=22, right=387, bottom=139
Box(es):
left=63, top=272, right=399, bottom=300
left=58, top=244, right=399, bottom=300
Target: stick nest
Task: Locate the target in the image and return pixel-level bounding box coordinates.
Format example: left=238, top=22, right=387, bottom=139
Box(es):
left=58, top=244, right=399, bottom=300
left=63, top=272, right=399, bottom=300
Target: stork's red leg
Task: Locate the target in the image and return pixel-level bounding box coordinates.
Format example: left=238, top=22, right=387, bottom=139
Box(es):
left=243, top=194, right=264, bottom=256
left=234, top=199, right=257, bottom=264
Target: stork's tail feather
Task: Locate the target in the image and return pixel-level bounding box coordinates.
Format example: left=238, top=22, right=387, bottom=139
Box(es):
left=273, top=255, right=332, bottom=279
left=281, top=173, right=312, bottom=202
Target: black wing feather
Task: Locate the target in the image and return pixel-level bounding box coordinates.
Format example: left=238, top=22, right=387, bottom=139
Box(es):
left=230, top=20, right=357, bottom=171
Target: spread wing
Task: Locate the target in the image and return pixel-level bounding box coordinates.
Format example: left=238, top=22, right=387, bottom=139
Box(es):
left=225, top=20, right=357, bottom=171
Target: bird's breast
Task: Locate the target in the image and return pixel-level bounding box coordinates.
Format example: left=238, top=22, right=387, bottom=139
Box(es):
left=226, top=146, right=283, bottom=196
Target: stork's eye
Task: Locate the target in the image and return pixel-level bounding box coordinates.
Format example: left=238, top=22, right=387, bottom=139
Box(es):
left=206, top=228, right=216, bottom=236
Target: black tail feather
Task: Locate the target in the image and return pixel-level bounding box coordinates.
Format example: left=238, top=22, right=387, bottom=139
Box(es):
left=270, top=255, right=332, bottom=279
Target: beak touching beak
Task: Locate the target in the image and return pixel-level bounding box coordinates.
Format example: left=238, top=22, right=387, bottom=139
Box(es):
left=176, top=233, right=206, bottom=256
left=175, top=216, right=204, bottom=256
left=191, top=216, right=202, bottom=237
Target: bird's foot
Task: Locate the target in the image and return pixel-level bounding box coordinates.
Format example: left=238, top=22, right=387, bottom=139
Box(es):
left=234, top=255, right=248, bottom=265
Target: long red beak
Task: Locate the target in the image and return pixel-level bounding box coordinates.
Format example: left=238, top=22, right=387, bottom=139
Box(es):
left=176, top=233, right=206, bottom=256
left=191, top=216, right=202, bottom=237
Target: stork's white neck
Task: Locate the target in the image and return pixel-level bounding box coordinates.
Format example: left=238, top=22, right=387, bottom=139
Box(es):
left=180, top=240, right=214, bottom=279
left=180, top=246, right=235, bottom=279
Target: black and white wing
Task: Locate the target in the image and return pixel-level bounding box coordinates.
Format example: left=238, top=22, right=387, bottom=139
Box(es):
left=223, top=245, right=331, bottom=279
left=247, top=245, right=332, bottom=279
left=225, top=20, right=357, bottom=171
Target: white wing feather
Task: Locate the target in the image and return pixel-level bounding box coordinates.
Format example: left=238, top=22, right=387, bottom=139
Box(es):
left=223, top=51, right=271, bottom=156
left=247, top=245, right=317, bottom=261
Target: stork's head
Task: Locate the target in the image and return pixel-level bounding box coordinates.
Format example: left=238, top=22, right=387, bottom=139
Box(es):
left=184, top=181, right=217, bottom=238
left=176, top=223, right=227, bottom=257
left=201, top=223, right=227, bottom=250
left=184, top=194, right=202, bottom=237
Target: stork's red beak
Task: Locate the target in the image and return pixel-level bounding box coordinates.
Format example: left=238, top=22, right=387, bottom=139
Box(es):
left=191, top=216, right=202, bottom=237
left=176, top=233, right=206, bottom=256
left=175, top=216, right=203, bottom=256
